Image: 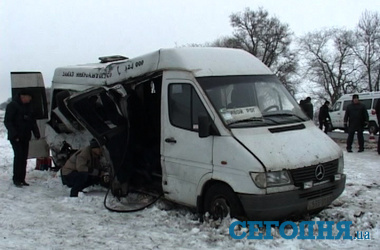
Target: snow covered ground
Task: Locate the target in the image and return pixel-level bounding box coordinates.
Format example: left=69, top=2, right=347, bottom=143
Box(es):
left=0, top=109, right=379, bottom=249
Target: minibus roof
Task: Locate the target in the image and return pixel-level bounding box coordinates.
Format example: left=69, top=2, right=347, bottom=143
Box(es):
left=52, top=47, right=273, bottom=87
left=338, top=92, right=380, bottom=100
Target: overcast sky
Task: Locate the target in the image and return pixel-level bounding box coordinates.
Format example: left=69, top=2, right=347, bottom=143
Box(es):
left=1, top=0, right=380, bottom=103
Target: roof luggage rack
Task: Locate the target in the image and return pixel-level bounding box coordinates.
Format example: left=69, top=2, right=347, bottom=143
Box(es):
left=99, top=55, right=128, bottom=63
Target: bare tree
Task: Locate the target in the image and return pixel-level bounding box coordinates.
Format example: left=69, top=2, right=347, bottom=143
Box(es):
left=211, top=7, right=298, bottom=93
left=298, top=28, right=362, bottom=104
left=352, top=10, right=380, bottom=92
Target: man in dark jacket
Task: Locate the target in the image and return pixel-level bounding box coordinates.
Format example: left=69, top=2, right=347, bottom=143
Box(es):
left=301, top=97, right=314, bottom=120
left=344, top=94, right=369, bottom=152
left=4, top=90, right=40, bottom=187
left=318, top=101, right=331, bottom=133
left=375, top=99, right=380, bottom=155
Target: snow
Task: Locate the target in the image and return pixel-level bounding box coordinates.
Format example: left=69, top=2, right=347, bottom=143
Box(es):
left=0, top=109, right=379, bottom=249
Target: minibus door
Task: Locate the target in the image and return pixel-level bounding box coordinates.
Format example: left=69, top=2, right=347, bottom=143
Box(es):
left=65, top=85, right=130, bottom=182
left=329, top=100, right=343, bottom=129
left=10, top=72, right=49, bottom=158
left=162, top=76, right=214, bottom=206
left=65, top=86, right=127, bottom=146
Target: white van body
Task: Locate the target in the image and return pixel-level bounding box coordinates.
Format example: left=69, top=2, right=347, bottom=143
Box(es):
left=330, top=92, right=380, bottom=134
left=16, top=48, right=345, bottom=220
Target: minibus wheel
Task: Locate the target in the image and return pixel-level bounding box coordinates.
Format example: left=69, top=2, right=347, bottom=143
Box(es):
left=204, top=183, right=244, bottom=220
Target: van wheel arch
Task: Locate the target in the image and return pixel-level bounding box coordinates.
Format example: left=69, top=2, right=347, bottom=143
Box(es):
left=200, top=181, right=245, bottom=220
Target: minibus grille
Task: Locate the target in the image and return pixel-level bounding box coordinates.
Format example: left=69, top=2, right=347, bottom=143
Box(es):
left=289, top=159, right=339, bottom=187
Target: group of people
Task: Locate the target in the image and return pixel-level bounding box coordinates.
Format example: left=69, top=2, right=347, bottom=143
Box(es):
left=299, top=97, right=314, bottom=120
left=4, top=90, right=110, bottom=196
left=299, top=96, right=331, bottom=133
left=300, top=97, right=332, bottom=134
left=301, top=94, right=380, bottom=154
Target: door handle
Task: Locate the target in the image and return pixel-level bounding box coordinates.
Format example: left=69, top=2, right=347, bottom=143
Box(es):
left=165, top=137, right=177, bottom=143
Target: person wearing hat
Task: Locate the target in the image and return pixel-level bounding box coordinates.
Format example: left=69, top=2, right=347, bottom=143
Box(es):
left=344, top=94, right=369, bottom=152
left=318, top=101, right=331, bottom=133
left=4, top=89, right=40, bottom=187
left=61, top=138, right=108, bottom=197
left=302, top=97, right=314, bottom=120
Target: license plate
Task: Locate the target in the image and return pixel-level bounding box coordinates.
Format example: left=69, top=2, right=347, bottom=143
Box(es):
left=307, top=195, right=334, bottom=210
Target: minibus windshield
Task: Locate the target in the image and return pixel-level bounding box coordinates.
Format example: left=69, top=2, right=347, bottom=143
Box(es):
left=197, top=75, right=309, bottom=127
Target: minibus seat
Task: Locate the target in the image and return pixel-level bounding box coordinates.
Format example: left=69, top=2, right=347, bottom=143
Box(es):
left=228, top=86, right=252, bottom=108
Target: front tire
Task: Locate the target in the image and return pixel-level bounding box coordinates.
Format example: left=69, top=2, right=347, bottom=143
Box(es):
left=203, top=183, right=244, bottom=220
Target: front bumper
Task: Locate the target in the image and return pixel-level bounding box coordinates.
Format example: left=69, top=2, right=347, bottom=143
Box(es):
left=238, top=174, right=346, bottom=220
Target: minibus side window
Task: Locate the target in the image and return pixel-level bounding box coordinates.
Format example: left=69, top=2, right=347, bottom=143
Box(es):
left=342, top=99, right=371, bottom=110
left=332, top=101, right=341, bottom=111
left=374, top=98, right=380, bottom=109
left=168, top=83, right=207, bottom=131
left=343, top=101, right=351, bottom=111
left=71, top=93, right=112, bottom=135
left=361, top=99, right=372, bottom=110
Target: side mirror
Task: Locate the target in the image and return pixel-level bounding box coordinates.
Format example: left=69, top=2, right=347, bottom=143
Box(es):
left=198, top=115, right=211, bottom=138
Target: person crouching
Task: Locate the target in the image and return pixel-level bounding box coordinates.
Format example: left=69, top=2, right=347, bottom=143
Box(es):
left=61, top=138, right=107, bottom=197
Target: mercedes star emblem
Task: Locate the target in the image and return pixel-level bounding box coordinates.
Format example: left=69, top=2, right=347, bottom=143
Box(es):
left=315, top=164, right=325, bottom=181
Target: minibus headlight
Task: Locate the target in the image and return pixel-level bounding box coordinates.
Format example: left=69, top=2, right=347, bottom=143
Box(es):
left=251, top=171, right=291, bottom=188
left=251, top=172, right=267, bottom=188
left=337, top=156, right=344, bottom=173
left=266, top=171, right=291, bottom=187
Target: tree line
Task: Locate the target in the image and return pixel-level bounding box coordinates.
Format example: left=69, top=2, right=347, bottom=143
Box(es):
left=191, top=7, right=380, bottom=105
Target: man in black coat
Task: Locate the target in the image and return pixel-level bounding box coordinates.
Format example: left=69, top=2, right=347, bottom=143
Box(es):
left=301, top=97, right=314, bottom=120
left=318, top=101, right=331, bottom=133
left=4, top=90, right=40, bottom=187
left=375, top=99, right=380, bottom=155
left=344, top=94, right=369, bottom=152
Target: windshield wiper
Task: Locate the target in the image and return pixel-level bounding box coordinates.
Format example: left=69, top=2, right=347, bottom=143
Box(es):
left=263, top=113, right=306, bottom=122
left=228, top=117, right=264, bottom=126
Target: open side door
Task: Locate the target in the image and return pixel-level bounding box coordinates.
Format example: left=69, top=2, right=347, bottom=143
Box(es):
left=10, top=72, right=49, bottom=158
left=65, top=85, right=130, bottom=174
left=65, top=86, right=127, bottom=145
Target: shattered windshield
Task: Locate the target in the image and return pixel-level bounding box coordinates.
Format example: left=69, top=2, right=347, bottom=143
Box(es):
left=197, top=75, right=308, bottom=128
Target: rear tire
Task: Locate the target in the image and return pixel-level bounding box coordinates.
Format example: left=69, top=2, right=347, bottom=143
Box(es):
left=203, top=183, right=244, bottom=220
